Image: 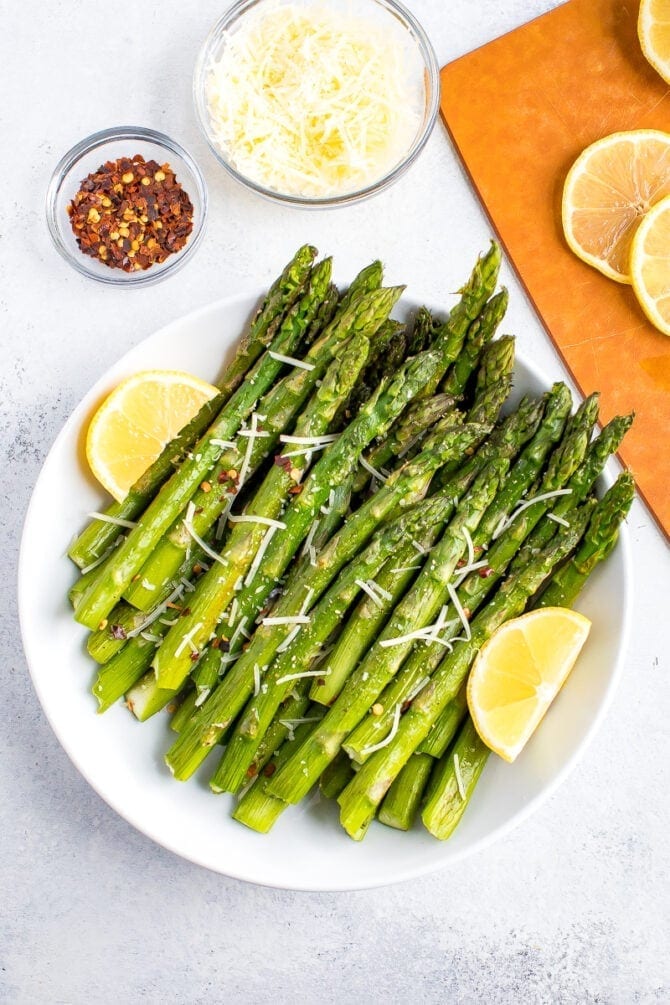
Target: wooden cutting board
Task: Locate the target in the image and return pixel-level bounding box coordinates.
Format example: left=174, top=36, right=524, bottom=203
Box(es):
left=440, top=0, right=670, bottom=540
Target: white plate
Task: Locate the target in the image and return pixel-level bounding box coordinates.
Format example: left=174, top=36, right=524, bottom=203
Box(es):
left=18, top=291, right=632, bottom=891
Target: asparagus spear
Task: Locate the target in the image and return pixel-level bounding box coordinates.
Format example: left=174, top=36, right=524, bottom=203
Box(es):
left=259, top=458, right=508, bottom=804
left=170, top=688, right=198, bottom=733
left=341, top=321, right=408, bottom=424
left=378, top=753, right=434, bottom=830
left=422, top=474, right=635, bottom=841
left=408, top=307, right=441, bottom=355
left=510, top=413, right=634, bottom=573
left=74, top=265, right=336, bottom=631
left=232, top=714, right=324, bottom=834
left=338, top=261, right=383, bottom=310
left=92, top=624, right=169, bottom=713
left=68, top=245, right=317, bottom=569
left=417, top=685, right=469, bottom=758
left=320, top=751, right=356, bottom=800
left=210, top=681, right=313, bottom=792
left=69, top=546, right=124, bottom=610
left=535, top=472, right=635, bottom=608
left=331, top=508, right=594, bottom=839
left=465, top=335, right=516, bottom=427
left=305, top=283, right=339, bottom=345
left=470, top=383, right=572, bottom=534
left=353, top=392, right=459, bottom=493
left=421, top=718, right=490, bottom=840
left=164, top=427, right=487, bottom=780
left=441, top=288, right=509, bottom=400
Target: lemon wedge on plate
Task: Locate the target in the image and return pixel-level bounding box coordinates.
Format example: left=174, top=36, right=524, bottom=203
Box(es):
left=86, top=370, right=218, bottom=501
left=562, top=129, right=670, bottom=283
left=467, top=607, right=591, bottom=763
left=639, top=0, right=670, bottom=85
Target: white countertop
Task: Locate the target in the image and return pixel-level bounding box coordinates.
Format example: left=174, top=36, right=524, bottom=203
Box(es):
left=2, top=1, right=669, bottom=1001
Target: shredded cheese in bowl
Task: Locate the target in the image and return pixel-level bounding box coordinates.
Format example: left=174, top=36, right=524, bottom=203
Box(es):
left=197, top=0, right=434, bottom=202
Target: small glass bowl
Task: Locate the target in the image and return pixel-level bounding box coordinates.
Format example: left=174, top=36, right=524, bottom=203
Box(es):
left=46, top=126, right=208, bottom=287
left=193, top=0, right=440, bottom=208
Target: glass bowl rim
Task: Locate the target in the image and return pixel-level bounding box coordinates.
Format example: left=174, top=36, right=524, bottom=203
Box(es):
left=45, top=125, right=208, bottom=287
left=193, top=0, right=441, bottom=208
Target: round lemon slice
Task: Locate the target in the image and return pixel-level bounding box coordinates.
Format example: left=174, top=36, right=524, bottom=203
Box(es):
left=630, top=193, right=670, bottom=336
left=86, top=370, right=218, bottom=501
left=562, top=129, right=670, bottom=283
left=638, top=0, right=670, bottom=85
left=467, top=607, right=591, bottom=763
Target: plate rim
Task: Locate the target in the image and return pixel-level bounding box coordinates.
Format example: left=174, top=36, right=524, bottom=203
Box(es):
left=17, top=289, right=633, bottom=891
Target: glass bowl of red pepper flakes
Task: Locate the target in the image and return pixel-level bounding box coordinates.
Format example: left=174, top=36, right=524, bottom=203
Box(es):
left=46, top=126, right=207, bottom=286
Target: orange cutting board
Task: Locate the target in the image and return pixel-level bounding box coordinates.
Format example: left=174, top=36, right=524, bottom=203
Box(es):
left=440, top=0, right=670, bottom=540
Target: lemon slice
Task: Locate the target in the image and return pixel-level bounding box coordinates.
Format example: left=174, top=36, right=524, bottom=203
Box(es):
left=467, top=608, right=591, bottom=763
left=86, top=370, right=218, bottom=501
left=562, top=129, right=670, bottom=283
left=630, top=193, right=670, bottom=336
left=639, top=0, right=670, bottom=85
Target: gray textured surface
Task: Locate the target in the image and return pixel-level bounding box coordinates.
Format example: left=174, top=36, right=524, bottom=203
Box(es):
left=2, top=1, right=669, bottom=1002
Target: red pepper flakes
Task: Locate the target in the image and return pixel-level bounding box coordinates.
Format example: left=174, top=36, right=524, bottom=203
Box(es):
left=67, top=154, right=194, bottom=272
left=189, top=652, right=200, bottom=663
left=478, top=566, right=495, bottom=579
left=262, top=762, right=277, bottom=778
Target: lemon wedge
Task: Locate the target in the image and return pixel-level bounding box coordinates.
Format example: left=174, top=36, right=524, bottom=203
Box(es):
left=86, top=370, right=218, bottom=501
left=467, top=607, right=591, bottom=763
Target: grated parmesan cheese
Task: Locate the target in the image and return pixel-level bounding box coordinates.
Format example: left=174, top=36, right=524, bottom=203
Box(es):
left=453, top=753, right=466, bottom=800
left=87, top=512, right=137, bottom=530
left=268, top=351, right=315, bottom=371
left=205, top=3, right=424, bottom=198
left=360, top=702, right=402, bottom=757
